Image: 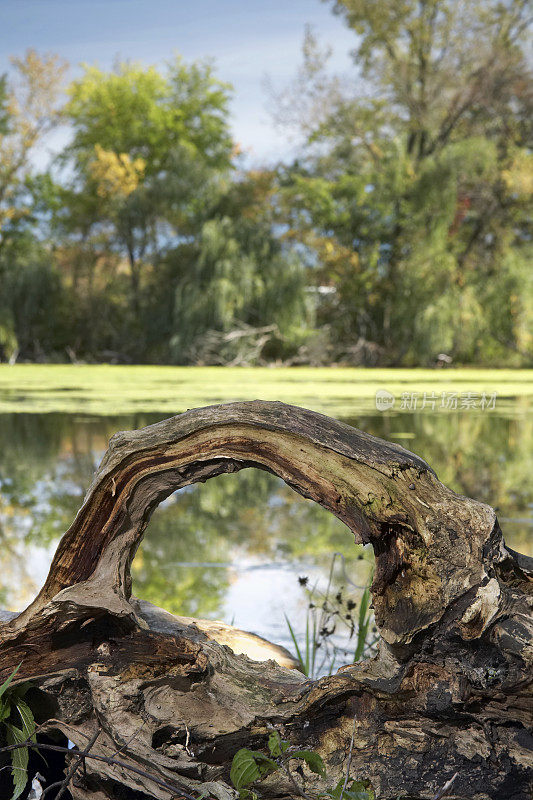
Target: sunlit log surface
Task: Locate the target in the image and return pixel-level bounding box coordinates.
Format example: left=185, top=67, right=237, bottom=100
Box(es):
left=0, top=401, right=531, bottom=799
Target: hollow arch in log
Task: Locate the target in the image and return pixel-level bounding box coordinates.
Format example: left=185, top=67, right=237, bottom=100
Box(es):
left=0, top=401, right=531, bottom=800
left=12, top=401, right=497, bottom=648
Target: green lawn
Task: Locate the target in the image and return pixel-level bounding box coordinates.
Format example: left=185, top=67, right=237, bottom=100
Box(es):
left=1, top=364, right=532, bottom=416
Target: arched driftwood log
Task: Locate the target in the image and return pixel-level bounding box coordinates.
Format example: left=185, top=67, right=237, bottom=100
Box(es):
left=0, top=401, right=531, bottom=800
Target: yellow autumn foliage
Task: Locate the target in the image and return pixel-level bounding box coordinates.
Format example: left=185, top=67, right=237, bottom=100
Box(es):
left=313, top=234, right=360, bottom=275
left=0, top=50, right=67, bottom=235
left=501, top=151, right=533, bottom=200
left=89, top=144, right=146, bottom=200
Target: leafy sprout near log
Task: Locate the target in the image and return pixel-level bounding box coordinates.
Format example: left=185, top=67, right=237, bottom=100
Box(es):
left=230, top=729, right=375, bottom=800
left=0, top=664, right=38, bottom=800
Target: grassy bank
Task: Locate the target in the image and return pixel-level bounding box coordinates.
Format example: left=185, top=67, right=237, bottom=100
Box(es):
left=1, top=364, right=532, bottom=416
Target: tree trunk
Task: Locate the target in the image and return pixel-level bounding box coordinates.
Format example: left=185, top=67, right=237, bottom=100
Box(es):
left=0, top=401, right=531, bottom=800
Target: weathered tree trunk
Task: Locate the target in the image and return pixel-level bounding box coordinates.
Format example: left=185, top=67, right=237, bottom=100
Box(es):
left=0, top=401, right=531, bottom=799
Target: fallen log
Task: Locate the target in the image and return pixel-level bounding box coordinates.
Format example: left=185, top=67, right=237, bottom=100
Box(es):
left=0, top=401, right=531, bottom=799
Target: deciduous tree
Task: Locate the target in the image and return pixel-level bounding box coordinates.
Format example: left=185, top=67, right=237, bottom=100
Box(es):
left=0, top=51, right=67, bottom=362
left=61, top=59, right=234, bottom=323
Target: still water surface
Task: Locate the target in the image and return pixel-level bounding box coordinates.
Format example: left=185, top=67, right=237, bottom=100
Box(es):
left=0, top=406, right=531, bottom=662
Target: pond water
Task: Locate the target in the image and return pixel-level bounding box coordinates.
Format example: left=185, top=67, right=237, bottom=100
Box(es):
left=0, top=405, right=531, bottom=671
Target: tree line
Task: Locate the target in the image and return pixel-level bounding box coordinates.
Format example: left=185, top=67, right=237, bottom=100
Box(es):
left=0, top=0, right=531, bottom=367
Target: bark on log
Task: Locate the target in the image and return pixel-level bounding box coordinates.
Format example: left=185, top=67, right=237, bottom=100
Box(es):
left=0, top=401, right=531, bottom=800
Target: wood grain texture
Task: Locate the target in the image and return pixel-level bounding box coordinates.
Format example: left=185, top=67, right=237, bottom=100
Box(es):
left=0, top=401, right=531, bottom=799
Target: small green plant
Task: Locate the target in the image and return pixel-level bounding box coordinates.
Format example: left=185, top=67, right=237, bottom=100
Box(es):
left=230, top=730, right=326, bottom=798
left=0, top=664, right=38, bottom=800
left=353, top=586, right=371, bottom=663
left=230, top=729, right=376, bottom=800
left=285, top=608, right=319, bottom=679
left=285, top=553, right=378, bottom=678
left=320, top=779, right=375, bottom=800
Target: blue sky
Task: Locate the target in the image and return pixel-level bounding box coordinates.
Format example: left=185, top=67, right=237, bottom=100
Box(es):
left=1, top=0, right=357, bottom=165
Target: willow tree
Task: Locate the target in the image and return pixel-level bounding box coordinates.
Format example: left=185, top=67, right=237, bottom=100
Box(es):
left=276, top=0, right=533, bottom=365
left=167, top=170, right=310, bottom=364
